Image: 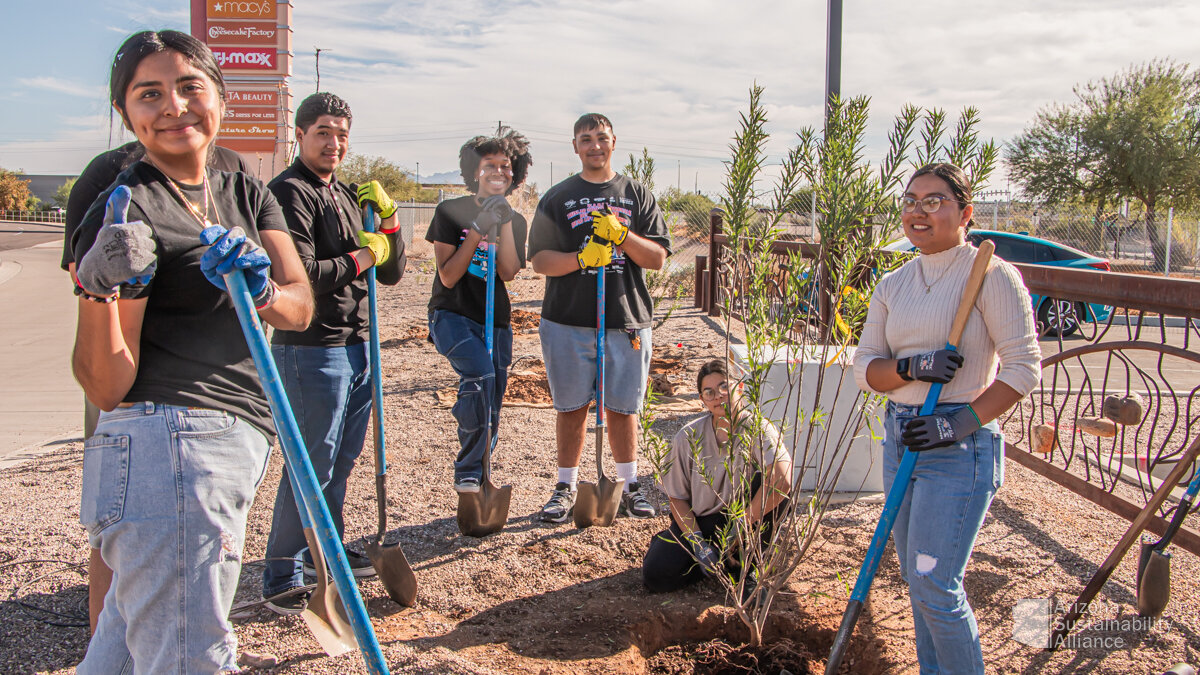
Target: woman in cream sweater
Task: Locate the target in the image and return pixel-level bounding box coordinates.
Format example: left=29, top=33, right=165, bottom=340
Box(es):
left=853, top=163, right=1041, bottom=674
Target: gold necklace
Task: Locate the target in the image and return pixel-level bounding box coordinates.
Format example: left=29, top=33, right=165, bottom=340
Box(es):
left=145, top=159, right=221, bottom=229
left=915, top=254, right=954, bottom=294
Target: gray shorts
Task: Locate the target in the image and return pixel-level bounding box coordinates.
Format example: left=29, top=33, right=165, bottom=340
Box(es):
left=539, top=318, right=651, bottom=415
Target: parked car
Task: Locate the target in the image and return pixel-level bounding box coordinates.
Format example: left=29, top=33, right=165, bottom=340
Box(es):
left=883, top=229, right=1113, bottom=337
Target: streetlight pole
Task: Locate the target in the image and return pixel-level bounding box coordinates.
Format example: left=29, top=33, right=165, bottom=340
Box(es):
left=825, top=0, right=843, bottom=131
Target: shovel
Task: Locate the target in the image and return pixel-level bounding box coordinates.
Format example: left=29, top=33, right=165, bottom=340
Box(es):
left=826, top=241, right=994, bottom=674
left=574, top=244, right=625, bottom=528
left=222, top=268, right=389, bottom=674
left=361, top=205, right=419, bottom=605
left=457, top=239, right=513, bottom=537
left=1136, top=468, right=1200, bottom=617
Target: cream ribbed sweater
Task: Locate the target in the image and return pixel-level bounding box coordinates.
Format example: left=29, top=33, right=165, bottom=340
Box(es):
left=852, top=243, right=1042, bottom=405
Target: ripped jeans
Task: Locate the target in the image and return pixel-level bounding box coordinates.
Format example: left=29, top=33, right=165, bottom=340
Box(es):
left=78, top=403, right=271, bottom=674
left=882, top=400, right=1003, bottom=675
left=428, top=309, right=512, bottom=482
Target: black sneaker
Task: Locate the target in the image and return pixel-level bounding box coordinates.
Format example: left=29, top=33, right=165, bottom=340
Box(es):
left=539, top=482, right=575, bottom=523
left=302, top=547, right=377, bottom=578
left=263, top=589, right=310, bottom=616
left=618, top=482, right=657, bottom=518
left=454, top=476, right=481, bottom=494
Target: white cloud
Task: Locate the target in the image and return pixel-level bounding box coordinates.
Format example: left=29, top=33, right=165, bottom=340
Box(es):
left=17, top=77, right=106, bottom=100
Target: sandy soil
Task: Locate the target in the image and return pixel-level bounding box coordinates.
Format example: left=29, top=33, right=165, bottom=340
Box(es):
left=2, top=251, right=1200, bottom=674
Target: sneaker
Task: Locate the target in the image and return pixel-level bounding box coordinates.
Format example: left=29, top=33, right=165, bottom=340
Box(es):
left=454, top=476, right=481, bottom=494
left=263, top=589, right=310, bottom=616
left=302, top=547, right=377, bottom=578
left=539, top=482, right=575, bottom=523
left=618, top=482, right=657, bottom=518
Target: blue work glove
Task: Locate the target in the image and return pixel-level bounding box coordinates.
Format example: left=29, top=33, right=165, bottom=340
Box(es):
left=75, top=186, right=157, bottom=297
left=901, top=406, right=981, bottom=451
left=199, top=225, right=277, bottom=309
left=470, top=195, right=513, bottom=238
left=903, top=349, right=965, bottom=383
left=684, top=532, right=722, bottom=578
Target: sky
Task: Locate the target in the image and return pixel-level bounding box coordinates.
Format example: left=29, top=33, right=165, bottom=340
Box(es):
left=2, top=0, right=1199, bottom=197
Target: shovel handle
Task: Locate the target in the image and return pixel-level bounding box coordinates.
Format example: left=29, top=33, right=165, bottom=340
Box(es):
left=364, top=205, right=387, bottom=479
left=224, top=270, right=389, bottom=675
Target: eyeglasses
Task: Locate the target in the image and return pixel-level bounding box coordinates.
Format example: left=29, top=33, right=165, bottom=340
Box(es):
left=901, top=195, right=964, bottom=214
left=700, top=381, right=730, bottom=401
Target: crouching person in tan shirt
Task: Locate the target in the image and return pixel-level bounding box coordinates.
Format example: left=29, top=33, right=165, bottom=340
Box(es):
left=643, top=359, right=792, bottom=594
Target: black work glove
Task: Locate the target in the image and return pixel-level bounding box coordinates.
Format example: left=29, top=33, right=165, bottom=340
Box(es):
left=904, top=349, right=965, bottom=383
left=470, top=195, right=513, bottom=238
left=901, top=406, right=981, bottom=451
left=684, top=532, right=721, bottom=578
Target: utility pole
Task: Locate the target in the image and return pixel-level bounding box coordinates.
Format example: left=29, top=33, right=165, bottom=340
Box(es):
left=314, top=47, right=324, bottom=92
left=550, top=161, right=554, bottom=185
left=824, top=0, right=843, bottom=131
left=677, top=160, right=681, bottom=192
left=694, top=172, right=698, bottom=194
left=415, top=162, right=420, bottom=185
left=497, top=120, right=503, bottom=134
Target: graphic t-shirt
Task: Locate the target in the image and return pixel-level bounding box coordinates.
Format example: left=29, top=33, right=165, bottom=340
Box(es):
left=527, top=174, right=671, bottom=329
left=425, top=195, right=528, bottom=328
left=72, top=161, right=288, bottom=439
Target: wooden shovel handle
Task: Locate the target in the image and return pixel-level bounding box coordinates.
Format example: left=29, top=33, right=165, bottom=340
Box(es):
left=947, top=240, right=994, bottom=349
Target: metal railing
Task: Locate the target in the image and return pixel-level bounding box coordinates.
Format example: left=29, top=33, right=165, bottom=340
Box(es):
left=0, top=210, right=64, bottom=224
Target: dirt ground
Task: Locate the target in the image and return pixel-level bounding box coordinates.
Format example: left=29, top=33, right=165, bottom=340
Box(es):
left=3, top=253, right=1200, bottom=674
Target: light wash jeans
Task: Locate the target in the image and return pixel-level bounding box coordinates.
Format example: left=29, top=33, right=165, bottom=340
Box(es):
left=882, top=400, right=1004, bottom=675
left=263, top=343, right=371, bottom=596
left=428, top=310, right=512, bottom=482
left=78, top=402, right=270, bottom=675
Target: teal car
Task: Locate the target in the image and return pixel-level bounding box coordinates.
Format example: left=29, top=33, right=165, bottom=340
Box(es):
left=884, top=229, right=1113, bottom=337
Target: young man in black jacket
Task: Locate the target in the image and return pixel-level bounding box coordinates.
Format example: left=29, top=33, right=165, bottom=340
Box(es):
left=261, top=92, right=405, bottom=614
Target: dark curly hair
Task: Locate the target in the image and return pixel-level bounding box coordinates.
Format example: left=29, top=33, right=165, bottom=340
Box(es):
left=907, top=162, right=975, bottom=230
left=295, top=92, right=352, bottom=131
left=458, top=127, right=532, bottom=195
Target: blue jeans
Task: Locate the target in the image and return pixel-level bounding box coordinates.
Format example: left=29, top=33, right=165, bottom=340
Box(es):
left=263, top=343, right=372, bottom=596
left=428, top=309, right=512, bottom=481
left=882, top=401, right=1003, bottom=675
left=78, top=403, right=270, bottom=675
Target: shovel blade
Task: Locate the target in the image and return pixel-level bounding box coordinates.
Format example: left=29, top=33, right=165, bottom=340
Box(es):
left=1137, top=546, right=1171, bottom=618
left=301, top=528, right=358, bottom=656
left=456, top=481, right=512, bottom=538
left=365, top=538, right=418, bottom=607
left=573, top=477, right=624, bottom=529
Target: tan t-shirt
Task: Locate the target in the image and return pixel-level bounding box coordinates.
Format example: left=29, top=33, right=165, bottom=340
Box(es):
left=661, top=413, right=790, bottom=517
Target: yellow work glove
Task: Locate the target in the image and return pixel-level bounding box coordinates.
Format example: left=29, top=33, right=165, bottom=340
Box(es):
left=356, top=230, right=391, bottom=267
left=356, top=180, right=397, bottom=219
left=589, top=206, right=628, bottom=245
left=577, top=236, right=613, bottom=269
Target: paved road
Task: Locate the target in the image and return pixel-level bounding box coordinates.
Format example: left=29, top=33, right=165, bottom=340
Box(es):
left=0, top=229, right=80, bottom=468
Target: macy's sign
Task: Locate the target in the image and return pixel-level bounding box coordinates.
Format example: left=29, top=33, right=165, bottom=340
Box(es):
left=208, top=0, right=274, bottom=18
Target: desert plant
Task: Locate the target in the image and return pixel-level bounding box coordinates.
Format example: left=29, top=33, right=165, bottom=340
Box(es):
left=646, top=85, right=997, bottom=646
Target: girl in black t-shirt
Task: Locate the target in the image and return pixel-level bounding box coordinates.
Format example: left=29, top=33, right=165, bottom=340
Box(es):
left=71, top=31, right=312, bottom=673
left=425, top=129, right=531, bottom=494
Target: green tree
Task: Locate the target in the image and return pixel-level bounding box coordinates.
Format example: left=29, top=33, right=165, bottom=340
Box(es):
left=1007, top=59, right=1200, bottom=269
left=622, top=147, right=655, bottom=192
left=0, top=170, right=32, bottom=211
left=54, top=178, right=77, bottom=210
left=337, top=153, right=439, bottom=203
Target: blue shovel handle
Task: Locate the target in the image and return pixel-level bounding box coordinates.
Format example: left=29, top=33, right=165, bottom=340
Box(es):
left=596, top=255, right=605, bottom=429
left=364, top=205, right=387, bottom=478
left=224, top=270, right=389, bottom=675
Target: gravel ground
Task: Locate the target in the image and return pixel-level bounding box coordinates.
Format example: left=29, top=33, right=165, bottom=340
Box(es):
left=3, top=250, right=1200, bottom=674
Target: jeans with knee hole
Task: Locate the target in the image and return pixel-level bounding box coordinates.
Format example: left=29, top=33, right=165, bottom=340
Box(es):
left=428, top=310, right=512, bottom=482
left=882, top=400, right=1003, bottom=675
left=78, top=403, right=271, bottom=675
left=263, top=343, right=372, bottom=597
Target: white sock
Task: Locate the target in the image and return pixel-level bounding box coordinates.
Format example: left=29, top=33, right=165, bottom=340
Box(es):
left=558, top=466, right=579, bottom=490
left=616, top=461, right=638, bottom=491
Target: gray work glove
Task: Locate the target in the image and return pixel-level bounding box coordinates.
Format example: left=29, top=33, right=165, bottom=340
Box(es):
left=901, top=406, right=981, bottom=451
left=684, top=532, right=722, bottom=578
left=906, top=349, right=965, bottom=383
left=470, top=195, right=513, bottom=238
left=75, top=186, right=157, bottom=297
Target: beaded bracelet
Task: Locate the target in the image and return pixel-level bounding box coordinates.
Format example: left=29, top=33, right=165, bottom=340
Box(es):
left=73, top=284, right=118, bottom=304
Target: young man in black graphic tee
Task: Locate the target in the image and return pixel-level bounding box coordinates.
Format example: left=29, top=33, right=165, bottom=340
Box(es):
left=527, top=113, right=672, bottom=522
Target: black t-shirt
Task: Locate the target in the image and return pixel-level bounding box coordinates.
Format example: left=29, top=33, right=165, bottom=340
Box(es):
left=63, top=142, right=248, bottom=269
left=268, top=159, right=384, bottom=347
left=425, top=195, right=528, bottom=328
left=527, top=174, right=671, bottom=329
left=72, top=161, right=287, bottom=439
